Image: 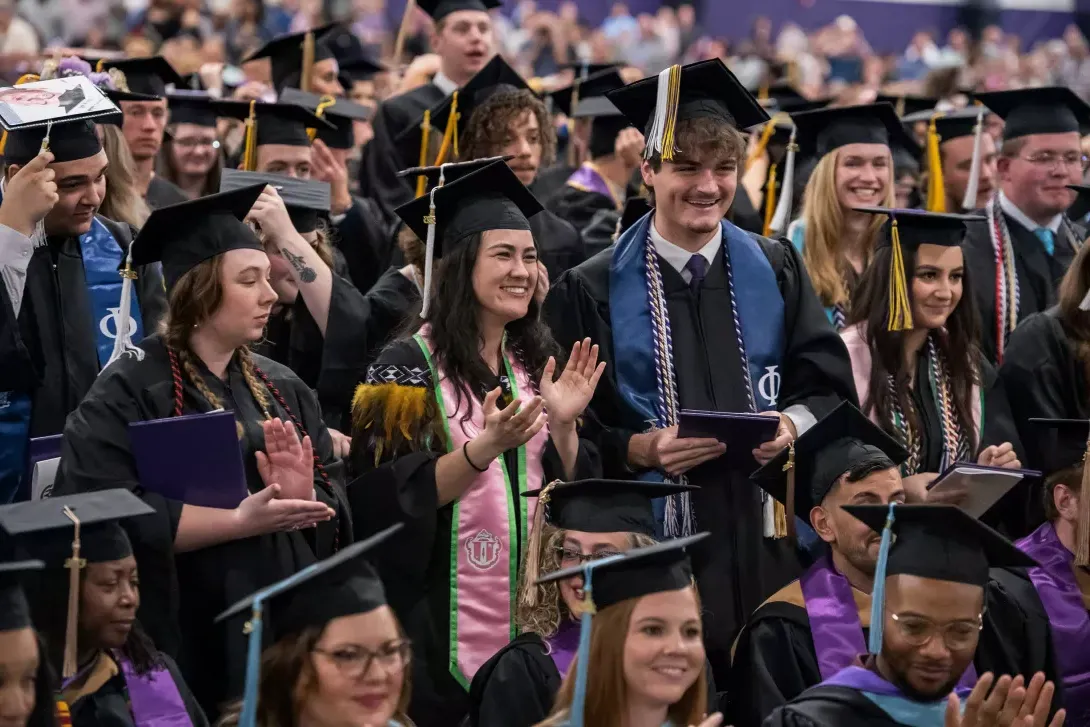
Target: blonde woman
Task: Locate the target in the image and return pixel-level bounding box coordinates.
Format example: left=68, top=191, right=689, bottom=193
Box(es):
left=785, top=104, right=905, bottom=330
left=98, top=123, right=152, bottom=229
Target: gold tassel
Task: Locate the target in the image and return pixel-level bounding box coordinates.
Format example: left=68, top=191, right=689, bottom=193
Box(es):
left=242, top=101, right=257, bottom=172
left=306, top=94, right=337, bottom=142
left=758, top=79, right=769, bottom=103
left=660, top=65, right=682, bottom=162
left=14, top=73, right=39, bottom=85
left=300, top=31, right=315, bottom=93
left=415, top=109, right=432, bottom=198
left=887, top=218, right=914, bottom=331
left=746, top=120, right=777, bottom=173
left=762, top=163, right=778, bottom=237
left=778, top=442, right=795, bottom=539
left=895, top=96, right=906, bottom=117
left=434, top=91, right=459, bottom=165
left=95, top=59, right=106, bottom=73
left=1078, top=434, right=1090, bottom=566
left=521, top=479, right=561, bottom=609
left=61, top=506, right=86, bottom=679
left=925, top=115, right=946, bottom=212
left=0, top=131, right=8, bottom=155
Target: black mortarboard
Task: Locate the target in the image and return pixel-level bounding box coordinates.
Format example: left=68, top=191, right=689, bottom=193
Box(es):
left=792, top=103, right=917, bottom=158
left=876, top=93, right=937, bottom=118
left=416, top=0, right=500, bottom=22
left=1029, top=418, right=1090, bottom=477
left=751, top=402, right=907, bottom=520
left=902, top=107, right=986, bottom=143
left=974, top=87, right=1090, bottom=140
left=244, top=23, right=338, bottom=92
left=4, top=118, right=103, bottom=165
left=100, top=56, right=183, bottom=97
left=167, top=91, right=221, bottom=128
left=608, top=60, right=769, bottom=162
left=339, top=55, right=385, bottom=84
left=762, top=83, right=830, bottom=114
left=562, top=70, right=630, bottom=159
left=522, top=479, right=695, bottom=537
left=562, top=62, right=620, bottom=81
left=429, top=55, right=531, bottom=145
left=132, top=184, right=266, bottom=289
left=214, top=101, right=332, bottom=169
left=0, top=560, right=43, bottom=632
left=549, top=68, right=625, bottom=118
left=279, top=87, right=371, bottom=150
left=220, top=169, right=330, bottom=234
left=321, top=25, right=385, bottom=83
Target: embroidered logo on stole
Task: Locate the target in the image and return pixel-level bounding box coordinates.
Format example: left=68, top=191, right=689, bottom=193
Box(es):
left=465, top=530, right=501, bottom=570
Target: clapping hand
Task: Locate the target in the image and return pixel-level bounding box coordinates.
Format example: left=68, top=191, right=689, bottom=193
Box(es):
left=946, top=673, right=1065, bottom=727
left=470, top=388, right=548, bottom=463
left=538, top=338, right=606, bottom=429
left=256, top=418, right=316, bottom=502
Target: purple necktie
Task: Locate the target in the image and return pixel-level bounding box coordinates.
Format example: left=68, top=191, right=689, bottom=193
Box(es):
left=685, top=254, right=708, bottom=294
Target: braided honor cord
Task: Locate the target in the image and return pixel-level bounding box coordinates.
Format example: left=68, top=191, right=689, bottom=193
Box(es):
left=986, top=194, right=1019, bottom=363
left=926, top=335, right=970, bottom=471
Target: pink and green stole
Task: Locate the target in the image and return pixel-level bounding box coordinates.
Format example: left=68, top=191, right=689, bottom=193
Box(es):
left=414, top=329, right=548, bottom=688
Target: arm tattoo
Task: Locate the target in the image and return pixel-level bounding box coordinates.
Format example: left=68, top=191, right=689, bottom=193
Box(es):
left=281, top=248, right=318, bottom=283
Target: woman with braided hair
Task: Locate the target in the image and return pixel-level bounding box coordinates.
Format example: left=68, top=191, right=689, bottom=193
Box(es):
left=53, top=185, right=350, bottom=718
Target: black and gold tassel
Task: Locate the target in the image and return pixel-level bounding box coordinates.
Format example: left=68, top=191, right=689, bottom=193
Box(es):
left=241, top=101, right=258, bottom=172
left=306, top=94, right=337, bottom=142
left=301, top=31, right=315, bottom=93
left=762, top=163, right=778, bottom=237
left=415, top=109, right=432, bottom=198
left=521, top=479, right=561, bottom=608
left=887, top=218, right=914, bottom=332
left=434, top=91, right=460, bottom=165
left=778, top=442, right=795, bottom=539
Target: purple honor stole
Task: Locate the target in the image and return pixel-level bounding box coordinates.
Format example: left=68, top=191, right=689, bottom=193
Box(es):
left=546, top=621, right=580, bottom=676
left=117, top=657, right=192, bottom=727
left=799, top=554, right=978, bottom=695
left=565, top=164, right=621, bottom=208
left=1016, top=523, right=1090, bottom=723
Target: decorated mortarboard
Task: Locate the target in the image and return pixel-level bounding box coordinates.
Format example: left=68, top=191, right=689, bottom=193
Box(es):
left=0, top=560, right=43, bottom=633
left=854, top=207, right=982, bottom=331
left=607, top=59, right=769, bottom=164
left=98, top=56, right=183, bottom=98
left=416, top=0, right=501, bottom=22
left=279, top=87, right=372, bottom=150
left=244, top=23, right=339, bottom=92
left=167, top=91, right=223, bottom=128
left=1028, top=418, right=1090, bottom=565
left=132, top=184, right=267, bottom=289
left=215, top=523, right=402, bottom=727
left=394, top=158, right=542, bottom=317
left=220, top=168, right=331, bottom=234
left=0, top=76, right=120, bottom=165
left=213, top=101, right=333, bottom=170
left=876, top=92, right=937, bottom=118
left=750, top=402, right=907, bottom=533
left=844, top=503, right=1036, bottom=656
left=534, top=533, right=707, bottom=727
left=973, top=87, right=1090, bottom=140
left=0, top=490, right=153, bottom=677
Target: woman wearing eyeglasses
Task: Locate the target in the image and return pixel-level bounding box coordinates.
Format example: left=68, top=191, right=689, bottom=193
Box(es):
left=158, top=95, right=226, bottom=200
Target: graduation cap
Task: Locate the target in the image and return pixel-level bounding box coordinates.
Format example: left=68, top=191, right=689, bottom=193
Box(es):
left=751, top=402, right=907, bottom=534
left=907, top=107, right=991, bottom=212
left=876, top=93, right=937, bottom=118
left=215, top=523, right=402, bottom=727
left=244, top=23, right=339, bottom=92
left=1028, top=418, right=1090, bottom=565
left=279, top=87, right=371, bottom=150
left=220, top=168, right=331, bottom=234
left=973, top=87, right=1090, bottom=141
left=394, top=158, right=542, bottom=317
left=562, top=62, right=620, bottom=82
left=607, top=59, right=769, bottom=164
left=132, top=184, right=267, bottom=289
left=0, top=560, right=43, bottom=633
left=761, top=83, right=830, bottom=114
left=99, top=56, right=183, bottom=98
left=416, top=0, right=501, bottom=22
left=855, top=207, right=982, bottom=331
left=565, top=71, right=630, bottom=160
left=844, top=503, right=1036, bottom=655
left=214, top=101, right=333, bottom=170
left=321, top=25, right=385, bottom=84
left=535, top=533, right=707, bottom=727
left=0, top=490, right=154, bottom=677
left=167, top=91, right=222, bottom=128
left=548, top=68, right=625, bottom=118
left=791, top=102, right=917, bottom=160
left=0, top=77, right=120, bottom=165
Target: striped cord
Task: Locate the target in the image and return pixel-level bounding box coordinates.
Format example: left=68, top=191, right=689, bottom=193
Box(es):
left=926, top=336, right=969, bottom=470
left=986, top=195, right=1019, bottom=363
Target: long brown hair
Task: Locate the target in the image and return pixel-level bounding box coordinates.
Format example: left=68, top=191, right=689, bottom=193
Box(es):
left=99, top=124, right=151, bottom=229
left=1057, top=239, right=1090, bottom=386
left=157, top=125, right=224, bottom=198
left=799, top=150, right=892, bottom=308
left=534, top=587, right=707, bottom=727
left=216, top=621, right=414, bottom=727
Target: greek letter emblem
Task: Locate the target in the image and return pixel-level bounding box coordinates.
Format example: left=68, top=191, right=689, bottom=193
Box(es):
left=757, top=365, right=781, bottom=407
left=99, top=307, right=137, bottom=341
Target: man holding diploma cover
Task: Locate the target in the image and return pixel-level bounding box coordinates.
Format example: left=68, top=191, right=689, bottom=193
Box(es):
left=543, top=59, right=857, bottom=689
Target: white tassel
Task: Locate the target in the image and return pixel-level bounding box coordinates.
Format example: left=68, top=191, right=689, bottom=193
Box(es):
left=643, top=67, right=673, bottom=161
left=418, top=164, right=448, bottom=319
left=762, top=493, right=776, bottom=538
left=961, top=108, right=985, bottom=211
left=768, top=128, right=797, bottom=236
left=102, top=239, right=145, bottom=370
left=1079, top=288, right=1090, bottom=311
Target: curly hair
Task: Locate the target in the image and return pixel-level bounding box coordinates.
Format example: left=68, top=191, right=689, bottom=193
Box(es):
left=459, top=87, right=557, bottom=167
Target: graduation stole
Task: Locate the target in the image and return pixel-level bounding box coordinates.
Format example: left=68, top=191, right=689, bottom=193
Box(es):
left=886, top=334, right=974, bottom=476
left=412, top=329, right=547, bottom=688
left=824, top=666, right=973, bottom=719
left=565, top=163, right=623, bottom=210
left=609, top=211, right=785, bottom=538
left=1016, top=522, right=1090, bottom=720
left=80, top=217, right=146, bottom=367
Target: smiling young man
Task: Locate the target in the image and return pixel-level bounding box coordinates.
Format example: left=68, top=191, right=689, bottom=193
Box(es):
left=357, top=0, right=499, bottom=222
left=0, top=117, right=165, bottom=501
left=543, top=59, right=857, bottom=690
left=731, top=403, right=1060, bottom=727
left=961, top=87, right=1090, bottom=364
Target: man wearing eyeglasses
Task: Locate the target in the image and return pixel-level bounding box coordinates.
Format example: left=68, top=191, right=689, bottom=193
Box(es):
left=961, top=87, right=1090, bottom=365
left=730, top=404, right=1061, bottom=727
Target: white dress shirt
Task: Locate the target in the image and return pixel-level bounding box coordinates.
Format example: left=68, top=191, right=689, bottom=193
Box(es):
left=432, top=70, right=458, bottom=95
left=999, top=190, right=1062, bottom=234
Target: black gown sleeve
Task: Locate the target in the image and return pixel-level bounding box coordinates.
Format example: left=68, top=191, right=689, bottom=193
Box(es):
left=761, top=706, right=823, bottom=727
left=469, top=635, right=559, bottom=727
left=977, top=359, right=1034, bottom=536
left=357, top=97, right=418, bottom=224
left=332, top=197, right=397, bottom=293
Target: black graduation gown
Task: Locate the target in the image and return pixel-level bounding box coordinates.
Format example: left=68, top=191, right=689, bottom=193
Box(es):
left=346, top=337, right=601, bottom=727
left=545, top=184, right=616, bottom=236
left=252, top=270, right=418, bottom=431
left=145, top=176, right=189, bottom=210
left=762, top=685, right=904, bottom=727
left=730, top=567, right=1062, bottom=727
left=542, top=234, right=857, bottom=690
left=962, top=213, right=1083, bottom=364
left=331, top=196, right=400, bottom=294
left=53, top=334, right=352, bottom=716
left=66, top=651, right=208, bottom=727
left=468, top=633, right=560, bottom=727
left=3, top=217, right=166, bottom=439
left=532, top=209, right=585, bottom=282
left=580, top=208, right=620, bottom=259
left=531, top=163, right=575, bottom=205
left=729, top=187, right=764, bottom=235
left=357, top=82, right=447, bottom=223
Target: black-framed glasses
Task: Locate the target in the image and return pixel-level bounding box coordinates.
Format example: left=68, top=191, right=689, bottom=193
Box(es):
left=890, top=612, right=982, bottom=650
left=312, top=639, right=412, bottom=678
left=553, top=547, right=623, bottom=566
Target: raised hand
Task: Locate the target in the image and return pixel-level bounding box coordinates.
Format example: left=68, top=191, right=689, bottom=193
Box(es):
left=233, top=484, right=334, bottom=537
left=0, top=152, right=57, bottom=237
left=246, top=186, right=297, bottom=247
left=471, top=388, right=547, bottom=463
left=311, top=139, right=352, bottom=214
left=255, top=418, right=315, bottom=501
left=538, top=338, right=606, bottom=429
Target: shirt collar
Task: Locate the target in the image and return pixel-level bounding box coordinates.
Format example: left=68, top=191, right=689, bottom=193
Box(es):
left=432, top=70, right=458, bottom=95
left=999, top=190, right=1063, bottom=234
left=649, top=215, right=721, bottom=275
